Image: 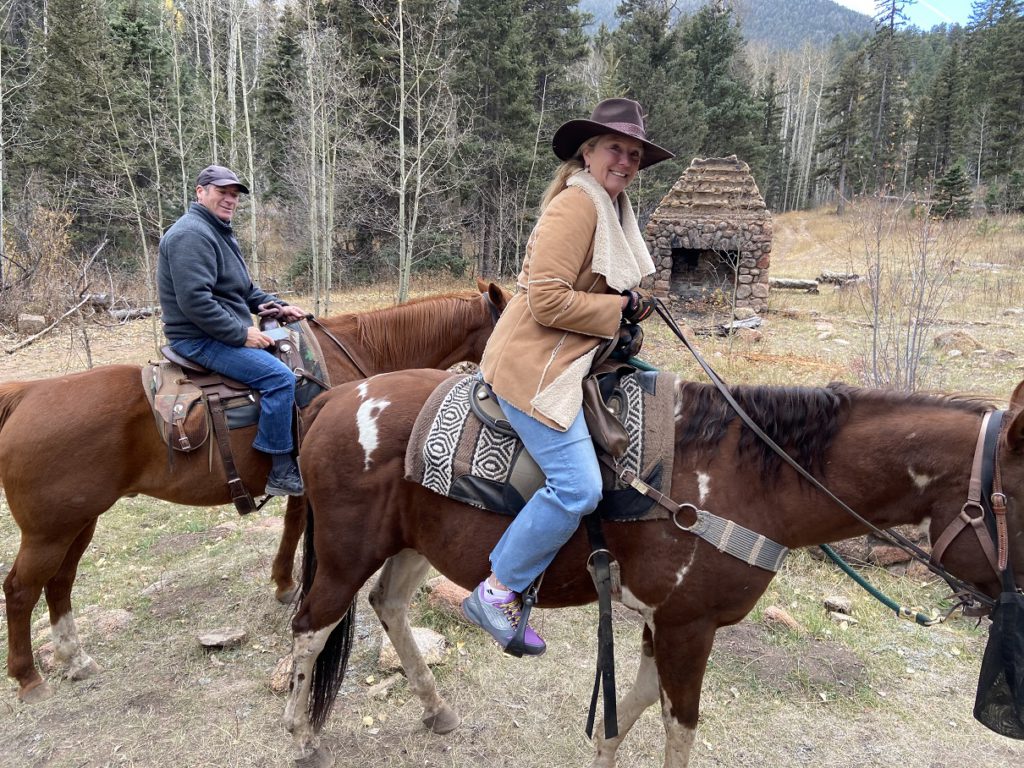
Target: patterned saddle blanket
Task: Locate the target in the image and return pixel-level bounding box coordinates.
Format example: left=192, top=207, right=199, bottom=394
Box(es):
left=141, top=318, right=330, bottom=452
left=404, top=370, right=677, bottom=522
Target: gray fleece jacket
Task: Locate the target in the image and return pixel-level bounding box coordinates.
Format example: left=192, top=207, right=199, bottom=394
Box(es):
left=157, top=203, right=280, bottom=346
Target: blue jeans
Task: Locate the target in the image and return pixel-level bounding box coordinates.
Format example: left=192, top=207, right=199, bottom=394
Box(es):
left=489, top=394, right=602, bottom=592
left=170, top=337, right=296, bottom=455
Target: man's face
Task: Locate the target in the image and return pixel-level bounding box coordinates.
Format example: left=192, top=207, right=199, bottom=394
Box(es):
left=196, top=183, right=243, bottom=222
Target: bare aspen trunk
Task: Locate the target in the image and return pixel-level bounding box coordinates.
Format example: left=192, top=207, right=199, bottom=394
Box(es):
left=226, top=0, right=239, bottom=168
left=237, top=23, right=258, bottom=279
left=397, top=0, right=409, bottom=303
left=203, top=0, right=220, bottom=161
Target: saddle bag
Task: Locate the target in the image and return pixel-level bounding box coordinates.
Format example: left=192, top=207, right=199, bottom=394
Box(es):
left=974, top=569, right=1024, bottom=739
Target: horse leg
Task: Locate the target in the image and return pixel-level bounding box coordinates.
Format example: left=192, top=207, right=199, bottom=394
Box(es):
left=271, top=495, right=305, bottom=603
left=283, top=614, right=344, bottom=767
left=43, top=520, right=102, bottom=682
left=3, top=529, right=90, bottom=702
left=591, top=625, right=660, bottom=768
left=367, top=550, right=460, bottom=734
left=285, top=549, right=384, bottom=765
left=650, top=621, right=717, bottom=768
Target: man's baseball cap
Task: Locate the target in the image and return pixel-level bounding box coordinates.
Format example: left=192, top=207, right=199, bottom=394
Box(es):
left=196, top=165, right=250, bottom=194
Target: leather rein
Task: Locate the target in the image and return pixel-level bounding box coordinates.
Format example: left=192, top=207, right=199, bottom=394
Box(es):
left=306, top=291, right=504, bottom=380
left=652, top=298, right=1010, bottom=613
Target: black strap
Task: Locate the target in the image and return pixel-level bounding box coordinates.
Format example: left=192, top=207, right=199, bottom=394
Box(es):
left=583, top=512, right=618, bottom=741
left=205, top=391, right=256, bottom=515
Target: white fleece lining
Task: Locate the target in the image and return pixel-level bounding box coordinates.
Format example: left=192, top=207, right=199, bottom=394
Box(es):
left=566, top=170, right=655, bottom=292
left=531, top=346, right=599, bottom=429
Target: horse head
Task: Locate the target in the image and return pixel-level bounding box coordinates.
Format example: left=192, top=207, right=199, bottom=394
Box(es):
left=927, top=379, right=1024, bottom=603
left=443, top=279, right=510, bottom=369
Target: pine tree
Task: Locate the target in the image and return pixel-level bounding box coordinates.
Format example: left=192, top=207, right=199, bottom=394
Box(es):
left=816, top=48, right=867, bottom=214
left=931, top=160, right=972, bottom=218
left=612, top=0, right=700, bottom=212
left=454, top=0, right=537, bottom=276
left=256, top=6, right=304, bottom=199
left=522, top=0, right=590, bottom=204
left=911, top=35, right=966, bottom=186
left=757, top=71, right=787, bottom=210
left=681, top=1, right=763, bottom=172
left=862, top=0, right=912, bottom=193
left=28, top=0, right=112, bottom=184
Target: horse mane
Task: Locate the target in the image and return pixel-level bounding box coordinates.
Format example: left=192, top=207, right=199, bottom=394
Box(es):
left=353, top=290, right=481, bottom=369
left=677, top=380, right=994, bottom=480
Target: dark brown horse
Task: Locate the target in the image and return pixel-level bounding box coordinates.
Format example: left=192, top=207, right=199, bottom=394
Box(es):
left=283, top=368, right=1024, bottom=767
left=0, top=281, right=509, bottom=704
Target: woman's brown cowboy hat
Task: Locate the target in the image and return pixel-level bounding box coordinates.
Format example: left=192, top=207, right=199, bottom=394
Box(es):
left=552, top=98, right=674, bottom=170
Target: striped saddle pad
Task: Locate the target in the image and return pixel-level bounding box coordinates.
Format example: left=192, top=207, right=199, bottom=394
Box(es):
left=404, top=371, right=676, bottom=521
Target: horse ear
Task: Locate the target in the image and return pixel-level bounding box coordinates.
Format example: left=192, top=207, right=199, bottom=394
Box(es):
left=487, top=281, right=509, bottom=312
left=1010, top=380, right=1024, bottom=410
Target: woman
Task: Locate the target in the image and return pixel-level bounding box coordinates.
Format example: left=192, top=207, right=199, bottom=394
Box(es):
left=462, top=98, right=674, bottom=656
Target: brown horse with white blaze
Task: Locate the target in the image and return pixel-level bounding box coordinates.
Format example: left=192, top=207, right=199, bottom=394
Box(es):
left=0, top=281, right=509, bottom=704
left=285, top=369, right=1024, bottom=767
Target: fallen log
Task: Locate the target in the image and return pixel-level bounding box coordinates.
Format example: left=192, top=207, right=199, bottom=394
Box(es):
left=110, top=306, right=160, bottom=321
left=769, top=277, right=819, bottom=292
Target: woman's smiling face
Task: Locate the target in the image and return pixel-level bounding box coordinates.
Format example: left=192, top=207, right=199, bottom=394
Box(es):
left=582, top=134, right=645, bottom=198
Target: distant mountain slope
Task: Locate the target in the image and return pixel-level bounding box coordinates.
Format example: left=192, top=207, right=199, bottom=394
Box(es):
left=579, top=0, right=873, bottom=49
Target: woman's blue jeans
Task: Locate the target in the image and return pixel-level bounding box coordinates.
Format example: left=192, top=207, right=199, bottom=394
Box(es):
left=170, top=337, right=296, bottom=455
left=489, top=395, right=602, bottom=593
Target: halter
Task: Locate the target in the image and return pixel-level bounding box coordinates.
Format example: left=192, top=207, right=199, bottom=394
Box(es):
left=930, top=409, right=1013, bottom=589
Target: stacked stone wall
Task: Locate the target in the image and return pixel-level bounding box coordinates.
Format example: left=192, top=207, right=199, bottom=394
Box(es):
left=644, top=156, right=772, bottom=315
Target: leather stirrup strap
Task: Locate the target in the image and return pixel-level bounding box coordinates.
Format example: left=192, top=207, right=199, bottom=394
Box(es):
left=584, top=512, right=618, bottom=741
left=205, top=391, right=256, bottom=515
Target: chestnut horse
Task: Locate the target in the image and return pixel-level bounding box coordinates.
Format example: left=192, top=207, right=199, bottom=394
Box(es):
left=283, top=368, right=1024, bottom=767
left=0, top=281, right=509, bottom=703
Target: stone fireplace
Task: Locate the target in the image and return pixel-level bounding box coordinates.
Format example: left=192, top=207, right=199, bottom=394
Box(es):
left=644, top=156, right=772, bottom=315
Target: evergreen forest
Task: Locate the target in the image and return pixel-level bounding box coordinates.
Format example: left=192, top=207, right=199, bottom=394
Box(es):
left=1, top=0, right=1022, bottom=309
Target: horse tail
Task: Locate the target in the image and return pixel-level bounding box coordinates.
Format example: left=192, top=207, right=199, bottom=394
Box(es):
left=301, top=501, right=357, bottom=732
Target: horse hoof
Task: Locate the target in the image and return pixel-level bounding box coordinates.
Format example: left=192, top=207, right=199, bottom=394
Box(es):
left=18, top=679, right=54, bottom=704
left=276, top=583, right=300, bottom=605
left=67, top=657, right=101, bottom=681
left=422, top=704, right=460, bottom=734
left=294, top=747, right=334, bottom=768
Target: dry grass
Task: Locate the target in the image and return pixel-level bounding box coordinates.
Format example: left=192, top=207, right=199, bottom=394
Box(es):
left=2, top=207, right=1024, bottom=767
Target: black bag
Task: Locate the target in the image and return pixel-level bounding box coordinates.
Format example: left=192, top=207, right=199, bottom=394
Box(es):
left=974, top=570, right=1024, bottom=740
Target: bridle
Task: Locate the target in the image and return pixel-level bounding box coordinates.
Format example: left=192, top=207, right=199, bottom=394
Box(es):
left=652, top=298, right=1015, bottom=614
left=930, top=408, right=1016, bottom=604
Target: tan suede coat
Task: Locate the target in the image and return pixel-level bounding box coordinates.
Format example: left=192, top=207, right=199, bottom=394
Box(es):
left=480, top=170, right=655, bottom=430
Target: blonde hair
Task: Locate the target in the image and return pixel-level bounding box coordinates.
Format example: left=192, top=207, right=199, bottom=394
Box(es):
left=538, top=133, right=646, bottom=212
left=539, top=136, right=600, bottom=212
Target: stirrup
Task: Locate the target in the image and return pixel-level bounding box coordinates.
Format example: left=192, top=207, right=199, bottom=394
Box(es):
left=504, top=580, right=540, bottom=658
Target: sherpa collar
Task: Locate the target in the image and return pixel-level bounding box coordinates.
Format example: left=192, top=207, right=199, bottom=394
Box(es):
left=566, top=170, right=655, bottom=292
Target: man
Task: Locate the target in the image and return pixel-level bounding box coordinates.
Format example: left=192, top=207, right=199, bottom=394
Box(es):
left=157, top=165, right=306, bottom=496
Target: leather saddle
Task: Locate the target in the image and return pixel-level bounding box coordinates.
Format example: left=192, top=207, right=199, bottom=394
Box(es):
left=141, top=319, right=330, bottom=514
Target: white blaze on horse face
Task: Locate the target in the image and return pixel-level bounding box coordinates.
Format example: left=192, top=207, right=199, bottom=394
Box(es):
left=907, top=467, right=934, bottom=490
left=355, top=381, right=391, bottom=471
left=696, top=472, right=711, bottom=505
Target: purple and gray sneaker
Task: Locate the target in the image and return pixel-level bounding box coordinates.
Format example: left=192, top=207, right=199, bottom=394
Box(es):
left=462, top=582, right=546, bottom=657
